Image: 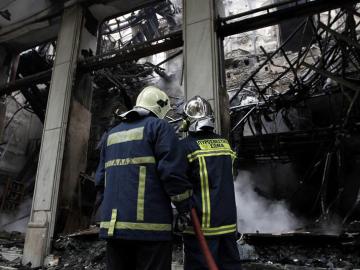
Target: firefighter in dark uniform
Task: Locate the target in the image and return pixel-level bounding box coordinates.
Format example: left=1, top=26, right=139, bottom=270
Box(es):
left=179, top=96, right=241, bottom=270
left=95, top=86, right=193, bottom=270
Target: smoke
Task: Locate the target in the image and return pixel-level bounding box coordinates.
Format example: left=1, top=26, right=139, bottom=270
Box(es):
left=235, top=170, right=301, bottom=233
left=153, top=52, right=184, bottom=101
left=0, top=197, right=32, bottom=233
left=318, top=216, right=342, bottom=235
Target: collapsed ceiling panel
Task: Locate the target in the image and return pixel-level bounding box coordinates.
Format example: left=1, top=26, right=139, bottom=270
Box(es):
left=0, top=0, right=163, bottom=51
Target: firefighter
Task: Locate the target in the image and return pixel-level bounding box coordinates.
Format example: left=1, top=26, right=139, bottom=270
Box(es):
left=95, top=86, right=193, bottom=270
left=179, top=96, right=241, bottom=270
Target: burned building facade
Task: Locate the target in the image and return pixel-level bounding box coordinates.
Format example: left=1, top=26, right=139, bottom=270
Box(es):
left=0, top=0, right=360, bottom=269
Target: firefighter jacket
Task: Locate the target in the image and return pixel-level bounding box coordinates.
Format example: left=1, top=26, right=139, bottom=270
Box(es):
left=95, top=115, right=193, bottom=241
left=179, top=131, right=238, bottom=236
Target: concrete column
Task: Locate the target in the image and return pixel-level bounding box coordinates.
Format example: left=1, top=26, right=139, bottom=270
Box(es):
left=22, top=5, right=84, bottom=267
left=183, top=0, right=229, bottom=135
left=56, top=14, right=98, bottom=234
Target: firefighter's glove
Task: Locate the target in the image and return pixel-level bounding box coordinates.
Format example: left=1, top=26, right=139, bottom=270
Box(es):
left=175, top=211, right=191, bottom=232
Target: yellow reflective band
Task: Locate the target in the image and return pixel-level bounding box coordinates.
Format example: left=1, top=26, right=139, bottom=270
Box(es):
left=100, top=221, right=172, bottom=231
left=199, top=157, right=207, bottom=227
left=137, top=166, right=146, bottom=221
left=188, top=148, right=233, bottom=158
left=107, top=127, right=144, bottom=146
left=187, top=149, right=236, bottom=162
left=199, top=157, right=211, bottom=228
left=184, top=224, right=237, bottom=236
left=201, top=157, right=211, bottom=228
left=108, top=209, right=117, bottom=236
left=170, top=189, right=193, bottom=202
left=105, top=156, right=155, bottom=168
left=197, top=139, right=231, bottom=150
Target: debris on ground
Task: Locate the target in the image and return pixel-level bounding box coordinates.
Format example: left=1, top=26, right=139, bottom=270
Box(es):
left=0, top=231, right=25, bottom=269
left=51, top=235, right=106, bottom=270
left=238, top=231, right=360, bottom=269
left=1, top=227, right=360, bottom=269
left=0, top=229, right=106, bottom=270
left=0, top=228, right=183, bottom=269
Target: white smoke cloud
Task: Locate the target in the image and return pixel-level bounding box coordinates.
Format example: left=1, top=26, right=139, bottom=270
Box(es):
left=235, top=170, right=301, bottom=233
left=154, top=52, right=184, bottom=99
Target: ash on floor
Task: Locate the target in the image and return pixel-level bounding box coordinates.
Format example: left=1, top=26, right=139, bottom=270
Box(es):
left=238, top=231, right=360, bottom=269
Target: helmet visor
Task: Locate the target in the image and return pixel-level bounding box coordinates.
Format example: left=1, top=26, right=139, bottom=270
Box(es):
left=184, top=96, right=212, bottom=119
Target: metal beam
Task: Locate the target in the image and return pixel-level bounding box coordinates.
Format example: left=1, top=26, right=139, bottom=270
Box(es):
left=80, top=31, right=183, bottom=72
left=0, top=70, right=52, bottom=96
left=219, top=0, right=360, bottom=37
left=0, top=32, right=183, bottom=96
left=6, top=0, right=354, bottom=96
left=318, top=21, right=360, bottom=50
left=229, top=20, right=307, bottom=103
left=302, top=62, right=359, bottom=92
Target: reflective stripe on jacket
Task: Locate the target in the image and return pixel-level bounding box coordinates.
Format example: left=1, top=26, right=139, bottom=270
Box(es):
left=95, top=115, right=192, bottom=240
left=180, top=131, right=238, bottom=236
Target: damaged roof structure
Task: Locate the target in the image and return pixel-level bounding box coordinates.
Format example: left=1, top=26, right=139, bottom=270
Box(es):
left=1, top=0, right=360, bottom=269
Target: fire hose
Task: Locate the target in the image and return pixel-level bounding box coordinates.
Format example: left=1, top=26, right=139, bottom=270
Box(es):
left=190, top=208, right=219, bottom=270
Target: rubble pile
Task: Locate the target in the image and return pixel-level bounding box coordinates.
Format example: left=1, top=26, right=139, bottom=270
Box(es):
left=0, top=230, right=106, bottom=270
left=0, top=231, right=25, bottom=269
left=2, top=228, right=360, bottom=269
left=239, top=232, right=360, bottom=269
left=0, top=229, right=183, bottom=269
left=252, top=243, right=360, bottom=268
left=50, top=236, right=106, bottom=270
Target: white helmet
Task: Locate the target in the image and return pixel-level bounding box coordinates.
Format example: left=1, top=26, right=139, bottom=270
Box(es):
left=183, top=96, right=215, bottom=132
left=134, top=86, right=171, bottom=119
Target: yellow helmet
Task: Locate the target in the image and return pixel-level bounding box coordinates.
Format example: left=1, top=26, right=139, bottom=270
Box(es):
left=134, top=86, right=171, bottom=119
